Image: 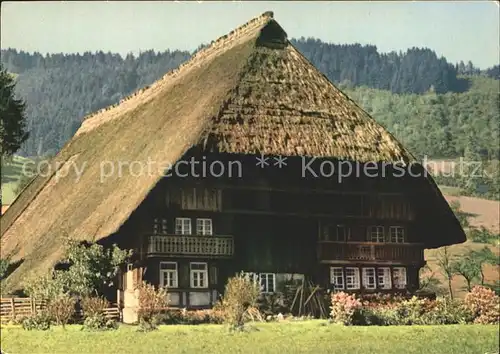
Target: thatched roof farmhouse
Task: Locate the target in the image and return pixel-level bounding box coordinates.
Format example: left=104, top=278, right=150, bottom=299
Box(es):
left=0, top=12, right=465, bottom=295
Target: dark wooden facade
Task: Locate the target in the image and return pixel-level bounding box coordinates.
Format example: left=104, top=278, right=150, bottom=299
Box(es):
left=114, top=152, right=433, bottom=308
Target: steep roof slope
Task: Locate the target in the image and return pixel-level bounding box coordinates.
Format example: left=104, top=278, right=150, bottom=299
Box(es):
left=0, top=12, right=465, bottom=292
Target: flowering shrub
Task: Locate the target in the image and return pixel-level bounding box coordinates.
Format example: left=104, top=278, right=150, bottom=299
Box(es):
left=464, top=286, right=500, bottom=324
left=330, top=292, right=362, bottom=325
left=420, top=297, right=473, bottom=325
left=353, top=295, right=473, bottom=326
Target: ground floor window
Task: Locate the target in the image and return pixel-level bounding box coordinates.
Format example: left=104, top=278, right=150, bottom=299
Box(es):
left=190, top=262, right=208, bottom=288
left=377, top=267, right=392, bottom=289
left=159, top=262, right=178, bottom=288
left=330, top=267, right=344, bottom=290
left=241, top=272, right=276, bottom=294
left=345, top=267, right=360, bottom=290
left=259, top=273, right=276, bottom=294
left=393, top=267, right=407, bottom=289
left=362, top=268, right=376, bottom=289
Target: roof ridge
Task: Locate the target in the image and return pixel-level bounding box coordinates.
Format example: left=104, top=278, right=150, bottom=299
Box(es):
left=80, top=11, right=274, bottom=125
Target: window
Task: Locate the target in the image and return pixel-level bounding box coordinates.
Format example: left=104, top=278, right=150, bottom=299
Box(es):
left=153, top=218, right=168, bottom=234
left=330, top=267, right=344, bottom=290
left=369, top=226, right=385, bottom=242
left=393, top=267, right=407, bottom=289
left=159, top=262, right=178, bottom=288
left=390, top=226, right=405, bottom=243
left=362, top=268, right=376, bottom=289
left=345, top=267, right=360, bottom=290
left=190, top=262, right=208, bottom=288
left=321, top=224, right=351, bottom=241
left=241, top=272, right=276, bottom=294
left=196, top=218, right=213, bottom=236
left=377, top=268, right=392, bottom=290
left=335, top=225, right=350, bottom=241
left=242, top=272, right=259, bottom=283
left=259, top=273, right=276, bottom=293
left=175, top=217, right=192, bottom=235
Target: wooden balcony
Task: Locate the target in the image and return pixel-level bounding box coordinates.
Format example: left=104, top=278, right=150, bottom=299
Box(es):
left=147, top=235, right=234, bottom=258
left=318, top=241, right=424, bottom=264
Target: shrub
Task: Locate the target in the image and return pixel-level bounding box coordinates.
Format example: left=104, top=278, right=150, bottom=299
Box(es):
left=257, top=293, right=288, bottom=316
left=21, top=311, right=52, bottom=331
left=81, top=296, right=109, bottom=318
left=23, top=272, right=65, bottom=301
left=355, top=295, right=474, bottom=326
left=46, top=294, right=76, bottom=327
left=82, top=315, right=118, bottom=331
left=160, top=309, right=224, bottom=325
left=217, top=273, right=261, bottom=330
left=137, top=282, right=168, bottom=331
left=420, top=297, right=473, bottom=325
left=0, top=257, right=10, bottom=280
left=23, top=242, right=131, bottom=299
left=80, top=295, right=117, bottom=331
left=464, top=286, right=500, bottom=324
left=329, top=292, right=362, bottom=325
left=468, top=226, right=498, bottom=244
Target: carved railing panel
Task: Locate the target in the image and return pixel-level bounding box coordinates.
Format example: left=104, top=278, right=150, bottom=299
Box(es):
left=147, top=235, right=234, bottom=257
left=318, top=242, right=424, bottom=263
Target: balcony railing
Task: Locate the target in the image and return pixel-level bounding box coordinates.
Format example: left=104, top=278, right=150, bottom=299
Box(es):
left=318, top=241, right=424, bottom=264
left=147, top=235, right=234, bottom=257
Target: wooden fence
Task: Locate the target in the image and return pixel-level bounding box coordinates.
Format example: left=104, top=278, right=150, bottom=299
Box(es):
left=0, top=297, right=121, bottom=323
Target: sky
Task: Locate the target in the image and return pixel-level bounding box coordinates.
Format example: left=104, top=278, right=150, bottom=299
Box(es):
left=1, top=1, right=499, bottom=69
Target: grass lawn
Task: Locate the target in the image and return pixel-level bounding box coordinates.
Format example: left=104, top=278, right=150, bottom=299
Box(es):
left=1, top=322, right=499, bottom=354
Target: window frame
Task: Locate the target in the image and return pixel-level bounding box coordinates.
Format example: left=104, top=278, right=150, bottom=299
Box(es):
left=377, top=267, right=392, bottom=290
left=259, top=273, right=276, bottom=294
left=345, top=267, right=360, bottom=290
left=389, top=226, right=405, bottom=243
left=159, top=262, right=178, bottom=288
left=153, top=218, right=168, bottom=235
left=196, top=218, right=213, bottom=236
left=175, top=217, right=192, bottom=235
left=362, top=267, right=376, bottom=290
left=369, top=226, right=385, bottom=243
left=321, top=224, right=351, bottom=242
left=330, top=267, right=344, bottom=290
left=335, top=225, right=350, bottom=242
left=190, top=262, right=208, bottom=289
left=393, top=267, right=407, bottom=289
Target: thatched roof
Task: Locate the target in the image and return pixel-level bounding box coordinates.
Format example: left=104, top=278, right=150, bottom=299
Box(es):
left=0, top=12, right=465, bottom=292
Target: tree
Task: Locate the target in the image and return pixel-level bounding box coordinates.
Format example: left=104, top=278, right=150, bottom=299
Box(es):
left=0, top=64, right=29, bottom=157
left=452, top=254, right=481, bottom=292
left=25, top=240, right=132, bottom=299
left=436, top=246, right=455, bottom=299
left=469, top=247, right=498, bottom=286
left=418, top=264, right=444, bottom=295
left=56, top=240, right=132, bottom=296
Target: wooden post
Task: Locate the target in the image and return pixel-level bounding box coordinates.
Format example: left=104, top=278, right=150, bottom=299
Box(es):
left=390, top=266, right=395, bottom=291
left=10, top=298, right=15, bottom=320
left=31, top=297, right=35, bottom=316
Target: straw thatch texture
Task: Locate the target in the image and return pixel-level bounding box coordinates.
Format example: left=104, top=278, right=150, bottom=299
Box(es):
left=0, top=12, right=464, bottom=293
left=205, top=45, right=414, bottom=162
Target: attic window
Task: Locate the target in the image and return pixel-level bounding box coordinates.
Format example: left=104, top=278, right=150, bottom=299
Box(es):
left=256, top=20, right=288, bottom=49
